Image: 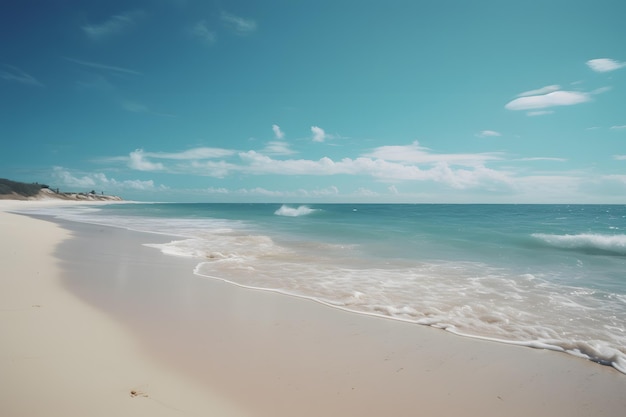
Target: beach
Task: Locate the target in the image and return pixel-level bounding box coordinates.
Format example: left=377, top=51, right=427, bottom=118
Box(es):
left=1, top=201, right=626, bottom=417
left=0, top=203, right=249, bottom=417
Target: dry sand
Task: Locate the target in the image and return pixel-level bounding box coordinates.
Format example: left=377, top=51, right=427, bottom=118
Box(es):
left=0, top=204, right=250, bottom=417
left=2, top=200, right=626, bottom=416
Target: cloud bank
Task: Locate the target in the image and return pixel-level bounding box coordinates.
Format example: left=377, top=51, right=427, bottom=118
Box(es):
left=117, top=141, right=509, bottom=191
left=52, top=167, right=156, bottom=191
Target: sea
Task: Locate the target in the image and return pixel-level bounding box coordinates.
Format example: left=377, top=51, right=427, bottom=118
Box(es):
left=23, top=203, right=626, bottom=374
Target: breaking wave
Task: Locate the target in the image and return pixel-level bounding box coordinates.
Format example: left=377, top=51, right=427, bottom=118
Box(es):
left=532, top=233, right=626, bottom=256
left=274, top=205, right=317, bottom=217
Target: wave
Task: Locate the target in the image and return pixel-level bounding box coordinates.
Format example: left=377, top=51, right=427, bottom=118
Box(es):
left=532, top=233, right=626, bottom=256
left=274, top=205, right=317, bottom=217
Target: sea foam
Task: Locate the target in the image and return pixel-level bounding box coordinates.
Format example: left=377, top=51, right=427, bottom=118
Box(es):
left=274, top=205, right=317, bottom=217
left=532, top=233, right=626, bottom=255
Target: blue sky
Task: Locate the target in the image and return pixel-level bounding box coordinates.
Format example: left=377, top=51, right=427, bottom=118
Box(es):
left=1, top=0, right=625, bottom=203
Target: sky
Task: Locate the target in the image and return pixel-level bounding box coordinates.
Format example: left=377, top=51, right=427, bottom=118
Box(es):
left=1, top=0, right=625, bottom=203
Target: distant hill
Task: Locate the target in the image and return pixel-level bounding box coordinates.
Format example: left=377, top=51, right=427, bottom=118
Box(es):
left=0, top=178, right=122, bottom=201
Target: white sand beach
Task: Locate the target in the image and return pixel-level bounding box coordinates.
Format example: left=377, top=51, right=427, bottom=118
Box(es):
left=0, top=203, right=249, bottom=417
left=2, top=200, right=626, bottom=417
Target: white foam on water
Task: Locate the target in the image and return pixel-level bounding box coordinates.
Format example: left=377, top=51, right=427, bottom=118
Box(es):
left=16, top=204, right=247, bottom=239
left=274, top=205, right=317, bottom=217
left=167, top=233, right=626, bottom=374
left=533, top=233, right=626, bottom=255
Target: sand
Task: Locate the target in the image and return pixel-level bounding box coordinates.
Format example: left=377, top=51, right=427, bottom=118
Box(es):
left=0, top=203, right=249, bottom=417
left=2, top=200, right=626, bottom=416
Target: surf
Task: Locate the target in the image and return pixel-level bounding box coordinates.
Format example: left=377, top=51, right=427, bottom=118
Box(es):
left=532, top=233, right=626, bottom=256
left=274, top=205, right=317, bottom=217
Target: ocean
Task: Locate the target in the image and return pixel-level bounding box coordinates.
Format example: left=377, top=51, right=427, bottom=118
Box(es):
left=25, top=203, right=626, bottom=373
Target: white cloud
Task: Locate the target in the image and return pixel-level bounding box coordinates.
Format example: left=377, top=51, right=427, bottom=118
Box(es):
left=517, top=85, right=561, bottom=97
left=308, top=186, right=339, bottom=196
left=388, top=185, right=399, bottom=194
left=263, top=141, right=295, bottom=155
left=113, top=137, right=514, bottom=191
left=205, top=187, right=230, bottom=194
left=155, top=148, right=235, bottom=160
left=53, top=167, right=97, bottom=188
left=310, top=126, right=342, bottom=142
left=99, top=176, right=159, bottom=191
left=221, top=12, right=257, bottom=35
left=121, top=147, right=238, bottom=176
left=190, top=20, right=216, bottom=45
left=518, top=157, right=567, bottom=162
left=354, top=188, right=378, bottom=197
left=613, top=155, right=626, bottom=160
left=188, top=160, right=237, bottom=178
left=233, top=150, right=512, bottom=190
left=128, top=149, right=165, bottom=171
left=110, top=136, right=513, bottom=193
left=527, top=110, right=554, bottom=117
left=476, top=130, right=501, bottom=138
left=272, top=124, right=284, bottom=139
left=610, top=125, right=626, bottom=130
left=65, top=57, right=142, bottom=76
left=0, top=64, right=42, bottom=86
left=52, top=167, right=155, bottom=191
left=586, top=58, right=626, bottom=73
left=365, top=141, right=500, bottom=166
left=82, top=10, right=145, bottom=40
left=238, top=187, right=285, bottom=197
left=505, top=90, right=591, bottom=111
left=603, top=175, right=626, bottom=185
left=201, top=186, right=340, bottom=199
left=311, top=126, right=327, bottom=142
left=425, top=163, right=513, bottom=190
left=238, top=151, right=331, bottom=175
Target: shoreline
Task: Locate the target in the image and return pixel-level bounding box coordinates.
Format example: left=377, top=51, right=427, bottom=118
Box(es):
left=2, top=201, right=626, bottom=416
left=191, top=266, right=626, bottom=374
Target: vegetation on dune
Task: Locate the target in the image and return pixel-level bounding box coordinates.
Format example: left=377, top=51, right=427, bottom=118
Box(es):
left=0, top=178, right=121, bottom=201
left=0, top=178, right=47, bottom=197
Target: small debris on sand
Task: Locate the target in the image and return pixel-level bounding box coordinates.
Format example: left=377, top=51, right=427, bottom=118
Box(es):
left=130, top=389, right=148, bottom=398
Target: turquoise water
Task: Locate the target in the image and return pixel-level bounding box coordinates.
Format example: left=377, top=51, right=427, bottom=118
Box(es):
left=28, top=203, right=626, bottom=373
